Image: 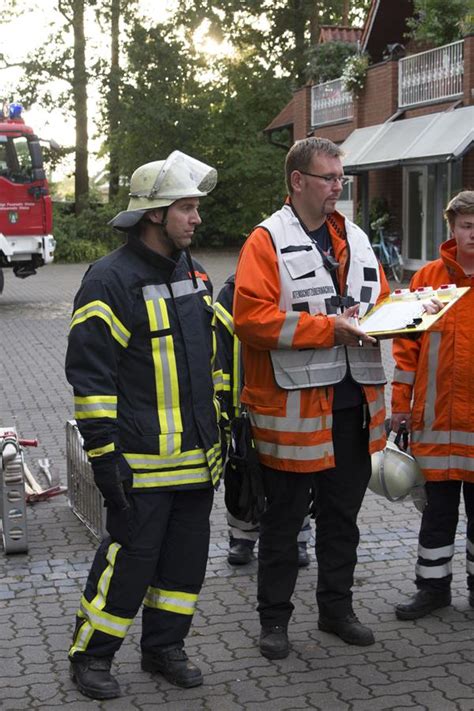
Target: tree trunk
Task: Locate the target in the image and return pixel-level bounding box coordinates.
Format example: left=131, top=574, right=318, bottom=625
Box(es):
left=342, top=0, right=350, bottom=25
left=72, top=0, right=89, bottom=215
left=309, top=0, right=321, bottom=45
left=108, top=0, right=120, bottom=200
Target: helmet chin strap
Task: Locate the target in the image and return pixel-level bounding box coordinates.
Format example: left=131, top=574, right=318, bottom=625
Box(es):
left=157, top=206, right=169, bottom=228
left=185, top=247, right=198, bottom=289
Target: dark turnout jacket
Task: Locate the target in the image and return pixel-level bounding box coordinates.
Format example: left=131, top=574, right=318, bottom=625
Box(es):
left=66, top=237, right=223, bottom=490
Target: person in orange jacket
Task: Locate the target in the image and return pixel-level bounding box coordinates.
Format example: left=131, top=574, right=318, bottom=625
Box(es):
left=215, top=274, right=312, bottom=568
left=234, top=137, right=390, bottom=658
left=392, top=190, right=474, bottom=620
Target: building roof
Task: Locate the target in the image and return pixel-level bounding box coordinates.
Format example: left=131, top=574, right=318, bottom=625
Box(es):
left=361, top=0, right=414, bottom=63
left=318, top=26, right=362, bottom=45
left=341, top=106, right=474, bottom=172
left=263, top=96, right=295, bottom=133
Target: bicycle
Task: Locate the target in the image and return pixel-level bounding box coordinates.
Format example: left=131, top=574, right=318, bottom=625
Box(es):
left=370, top=217, right=404, bottom=283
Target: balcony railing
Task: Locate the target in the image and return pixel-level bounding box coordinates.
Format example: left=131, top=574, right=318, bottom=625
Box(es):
left=399, top=40, right=464, bottom=108
left=311, top=78, right=354, bottom=127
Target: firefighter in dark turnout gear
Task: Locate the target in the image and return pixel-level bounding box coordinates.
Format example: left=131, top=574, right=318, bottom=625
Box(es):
left=215, top=275, right=312, bottom=567
left=66, top=152, right=223, bottom=700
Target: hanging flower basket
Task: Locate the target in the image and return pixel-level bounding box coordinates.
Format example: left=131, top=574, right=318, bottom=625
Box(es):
left=341, top=54, right=369, bottom=95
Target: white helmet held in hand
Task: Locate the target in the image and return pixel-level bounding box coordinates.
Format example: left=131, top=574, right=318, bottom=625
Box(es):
left=109, top=151, right=217, bottom=231
left=369, top=440, right=425, bottom=504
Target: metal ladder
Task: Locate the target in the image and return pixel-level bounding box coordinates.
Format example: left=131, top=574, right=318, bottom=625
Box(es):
left=0, top=427, right=29, bottom=554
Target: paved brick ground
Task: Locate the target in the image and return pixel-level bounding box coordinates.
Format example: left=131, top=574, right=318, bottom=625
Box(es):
left=1, top=257, right=473, bottom=711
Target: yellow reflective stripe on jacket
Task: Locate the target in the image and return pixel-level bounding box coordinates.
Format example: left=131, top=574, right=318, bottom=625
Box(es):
left=70, top=300, right=131, bottom=348
left=87, top=442, right=115, bottom=458
left=74, top=395, right=118, bottom=420
left=124, top=449, right=207, bottom=469
left=221, top=372, right=231, bottom=392
left=145, top=294, right=182, bottom=456
left=206, top=443, right=223, bottom=486
left=232, top=334, right=241, bottom=412
left=143, top=587, right=198, bottom=615
left=213, top=368, right=225, bottom=393
left=124, top=448, right=211, bottom=487
left=204, top=294, right=218, bottom=370
left=133, top=469, right=211, bottom=487
left=214, top=301, right=233, bottom=336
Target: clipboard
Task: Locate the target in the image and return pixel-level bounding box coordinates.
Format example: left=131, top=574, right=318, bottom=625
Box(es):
left=359, top=285, right=470, bottom=339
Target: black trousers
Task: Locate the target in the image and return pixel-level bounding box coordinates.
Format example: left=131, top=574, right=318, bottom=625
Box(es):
left=415, top=480, right=474, bottom=592
left=69, top=487, right=213, bottom=659
left=257, top=405, right=371, bottom=625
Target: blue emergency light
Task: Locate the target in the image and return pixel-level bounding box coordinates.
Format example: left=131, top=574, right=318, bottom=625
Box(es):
left=9, top=103, right=23, bottom=119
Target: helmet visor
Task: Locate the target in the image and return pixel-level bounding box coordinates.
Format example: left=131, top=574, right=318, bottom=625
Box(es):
left=148, top=151, right=217, bottom=200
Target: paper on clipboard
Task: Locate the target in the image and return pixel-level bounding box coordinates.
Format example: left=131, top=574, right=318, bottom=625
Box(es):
left=359, top=286, right=470, bottom=338
left=359, top=301, right=426, bottom=333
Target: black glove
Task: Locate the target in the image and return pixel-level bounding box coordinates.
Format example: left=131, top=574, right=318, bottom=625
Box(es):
left=91, top=454, right=132, bottom=511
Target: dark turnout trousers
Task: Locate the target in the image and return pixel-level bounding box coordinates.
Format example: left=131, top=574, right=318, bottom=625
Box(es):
left=69, top=488, right=213, bottom=659
left=415, top=480, right=474, bottom=592
left=257, top=405, right=371, bottom=625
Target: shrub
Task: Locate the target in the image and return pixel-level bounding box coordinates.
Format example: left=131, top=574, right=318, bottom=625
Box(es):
left=53, top=202, right=124, bottom=263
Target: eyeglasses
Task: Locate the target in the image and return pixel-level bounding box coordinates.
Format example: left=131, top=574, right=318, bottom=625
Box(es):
left=299, top=171, right=351, bottom=187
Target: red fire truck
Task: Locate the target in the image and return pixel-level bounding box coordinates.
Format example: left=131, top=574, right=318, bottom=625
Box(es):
left=0, top=103, right=56, bottom=295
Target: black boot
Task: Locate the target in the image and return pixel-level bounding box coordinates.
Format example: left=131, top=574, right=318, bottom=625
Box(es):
left=297, top=542, right=310, bottom=568
left=228, top=538, right=255, bottom=565
left=395, top=589, right=451, bottom=620
left=318, top=614, right=375, bottom=646
left=70, top=655, right=121, bottom=700
left=141, top=647, right=203, bottom=688
left=259, top=625, right=289, bottom=659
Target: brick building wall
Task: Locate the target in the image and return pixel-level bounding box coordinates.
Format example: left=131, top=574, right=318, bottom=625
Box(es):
left=355, top=60, right=399, bottom=127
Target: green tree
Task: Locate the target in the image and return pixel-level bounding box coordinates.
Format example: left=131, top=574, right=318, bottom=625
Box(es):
left=306, top=40, right=358, bottom=83
left=406, top=0, right=472, bottom=46
left=116, top=19, right=291, bottom=244
left=174, top=0, right=371, bottom=88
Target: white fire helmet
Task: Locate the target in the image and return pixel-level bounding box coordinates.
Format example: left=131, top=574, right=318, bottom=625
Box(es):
left=369, top=440, right=425, bottom=505
left=109, top=150, right=217, bottom=231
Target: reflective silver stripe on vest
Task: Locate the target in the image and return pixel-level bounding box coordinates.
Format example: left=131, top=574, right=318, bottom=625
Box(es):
left=369, top=421, right=386, bottom=442
left=424, top=331, right=441, bottom=429
left=270, top=346, right=347, bottom=390
left=416, top=455, right=474, bottom=471
left=467, top=539, right=474, bottom=556
left=346, top=346, right=386, bottom=385
left=418, top=543, right=455, bottom=560
left=416, top=562, right=452, bottom=579
left=411, top=430, right=474, bottom=446
left=393, top=367, right=415, bottom=385
left=250, top=410, right=332, bottom=434
left=254, top=438, right=332, bottom=462
left=277, top=311, right=300, bottom=348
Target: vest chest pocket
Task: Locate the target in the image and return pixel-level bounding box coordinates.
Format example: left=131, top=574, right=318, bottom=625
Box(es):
left=282, top=249, right=322, bottom=280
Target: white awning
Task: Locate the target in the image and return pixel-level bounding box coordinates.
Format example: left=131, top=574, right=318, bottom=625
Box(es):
left=341, top=106, right=474, bottom=173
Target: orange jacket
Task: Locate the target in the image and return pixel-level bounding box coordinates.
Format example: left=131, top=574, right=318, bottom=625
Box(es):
left=234, top=209, right=389, bottom=474
left=392, top=239, right=474, bottom=482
